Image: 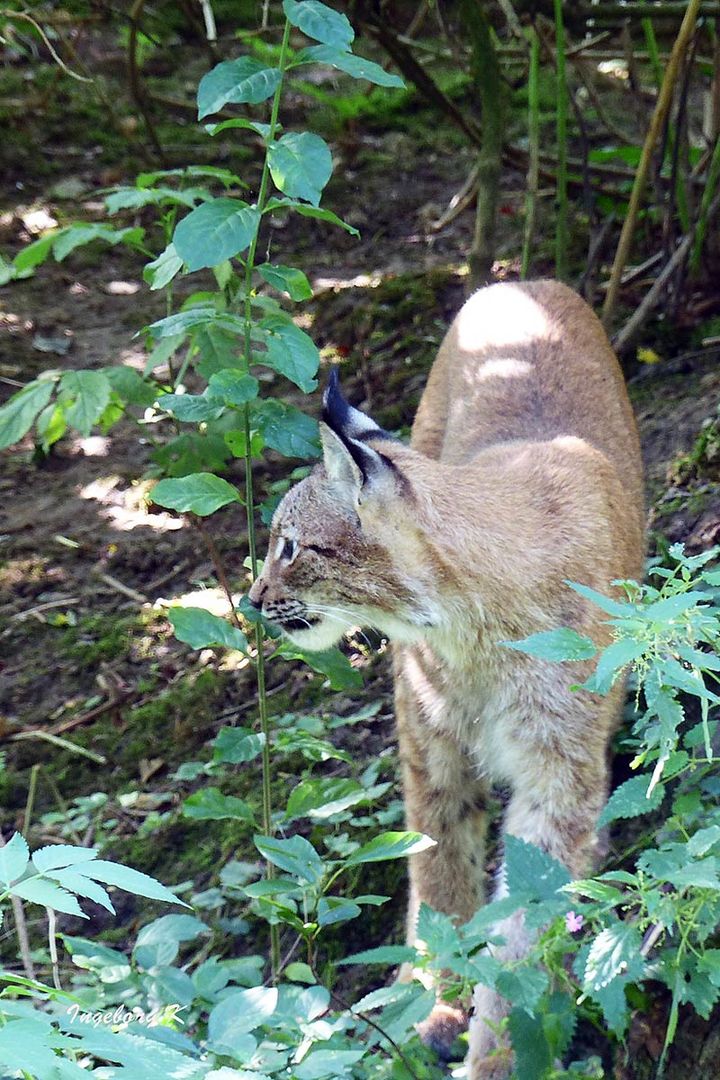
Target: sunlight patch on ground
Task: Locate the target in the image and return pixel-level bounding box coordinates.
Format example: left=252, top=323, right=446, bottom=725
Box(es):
left=104, top=280, right=141, bottom=296
left=21, top=207, right=58, bottom=234
left=72, top=435, right=111, bottom=457
left=79, top=475, right=183, bottom=532
left=313, top=271, right=384, bottom=290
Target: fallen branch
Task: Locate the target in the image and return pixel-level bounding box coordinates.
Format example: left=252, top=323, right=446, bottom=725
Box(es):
left=9, top=729, right=107, bottom=765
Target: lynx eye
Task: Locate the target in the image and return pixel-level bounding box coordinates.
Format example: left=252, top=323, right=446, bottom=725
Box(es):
left=276, top=536, right=297, bottom=562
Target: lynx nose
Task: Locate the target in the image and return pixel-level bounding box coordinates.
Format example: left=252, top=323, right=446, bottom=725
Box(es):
left=247, top=579, right=268, bottom=611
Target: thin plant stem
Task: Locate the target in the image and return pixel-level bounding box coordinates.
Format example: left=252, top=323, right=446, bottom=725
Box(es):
left=237, top=16, right=293, bottom=984
left=602, top=0, right=703, bottom=325
left=554, top=0, right=569, bottom=282
left=644, top=17, right=691, bottom=236
left=690, top=132, right=720, bottom=273
left=23, top=763, right=40, bottom=833
left=521, top=26, right=540, bottom=280
left=191, top=517, right=244, bottom=633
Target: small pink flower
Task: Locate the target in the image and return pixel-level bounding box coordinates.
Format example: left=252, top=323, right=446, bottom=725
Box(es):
left=566, top=911, right=584, bottom=934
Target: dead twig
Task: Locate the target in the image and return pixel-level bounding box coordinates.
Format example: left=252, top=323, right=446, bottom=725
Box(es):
left=95, top=571, right=148, bottom=605
left=612, top=191, right=720, bottom=350
left=1, top=9, right=92, bottom=81
left=191, top=517, right=244, bottom=633
left=602, top=0, right=703, bottom=325
left=144, top=557, right=192, bottom=593
left=10, top=598, right=81, bottom=622
left=49, top=692, right=136, bottom=736
left=9, top=730, right=107, bottom=766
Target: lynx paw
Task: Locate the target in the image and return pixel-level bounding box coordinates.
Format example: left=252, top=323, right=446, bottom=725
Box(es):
left=416, top=1002, right=467, bottom=1061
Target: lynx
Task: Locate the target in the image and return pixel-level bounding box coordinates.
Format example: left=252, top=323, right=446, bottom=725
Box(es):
left=248, top=279, right=644, bottom=1078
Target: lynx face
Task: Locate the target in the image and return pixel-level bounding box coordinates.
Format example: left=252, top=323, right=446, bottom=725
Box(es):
left=248, top=373, right=443, bottom=650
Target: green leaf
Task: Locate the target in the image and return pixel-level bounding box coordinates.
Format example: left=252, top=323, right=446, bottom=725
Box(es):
left=505, top=836, right=570, bottom=902
left=0, top=379, right=54, bottom=451
left=104, top=365, right=157, bottom=407
left=285, top=962, right=315, bottom=984
left=53, top=223, right=144, bottom=261
left=11, top=877, right=87, bottom=918
left=253, top=400, right=321, bottom=458
left=268, top=132, right=332, bottom=207
left=169, top=607, right=249, bottom=651
left=0, top=832, right=29, bottom=886
left=194, top=325, right=243, bottom=379
left=160, top=391, right=224, bottom=423
left=283, top=0, right=354, bottom=49
left=183, top=788, right=254, bottom=822
left=208, top=370, right=259, bottom=405
left=294, top=1050, right=364, bottom=1079
left=254, top=834, right=324, bottom=884
left=345, top=831, right=436, bottom=866
left=36, top=403, right=67, bottom=451
left=144, top=243, right=183, bottom=291
left=585, top=637, right=648, bottom=693
left=174, top=199, right=260, bottom=271
left=584, top=921, right=644, bottom=991
left=598, top=774, right=664, bottom=826
left=497, top=965, right=549, bottom=1011
left=206, top=118, right=273, bottom=138
left=259, top=315, right=317, bottom=390
left=286, top=777, right=367, bottom=820
left=72, top=859, right=190, bottom=907
left=643, top=591, right=708, bottom=621
left=316, top=896, right=362, bottom=926
left=297, top=44, right=404, bottom=87
left=151, top=472, right=242, bottom=516
left=147, top=305, right=218, bottom=339
left=59, top=371, right=112, bottom=436
left=566, top=580, right=635, bottom=616
left=106, top=186, right=208, bottom=213
left=279, top=642, right=361, bottom=689
left=45, top=869, right=115, bottom=913
left=688, top=825, right=720, bottom=858
left=257, top=262, right=313, bottom=301
left=508, top=1007, right=552, bottom=1080
left=501, top=627, right=597, bottom=662
left=265, top=196, right=359, bottom=235
left=197, top=58, right=281, bottom=119
left=14, top=232, right=55, bottom=272
left=31, top=844, right=98, bottom=873
left=213, top=727, right=266, bottom=764
left=208, top=989, right=278, bottom=1045
left=337, top=944, right=417, bottom=965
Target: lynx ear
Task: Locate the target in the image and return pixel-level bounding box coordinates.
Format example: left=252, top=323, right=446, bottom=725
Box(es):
left=321, top=368, right=394, bottom=490
left=319, top=422, right=364, bottom=495
left=323, top=366, right=382, bottom=441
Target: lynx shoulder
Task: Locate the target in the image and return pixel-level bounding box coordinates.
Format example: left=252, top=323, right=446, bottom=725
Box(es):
left=249, top=279, right=644, bottom=1080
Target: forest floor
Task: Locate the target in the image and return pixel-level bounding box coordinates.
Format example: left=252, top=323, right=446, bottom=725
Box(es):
left=2, top=21, right=720, bottom=1078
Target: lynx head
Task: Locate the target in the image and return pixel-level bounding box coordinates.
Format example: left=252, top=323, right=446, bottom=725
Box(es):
left=247, top=371, right=445, bottom=650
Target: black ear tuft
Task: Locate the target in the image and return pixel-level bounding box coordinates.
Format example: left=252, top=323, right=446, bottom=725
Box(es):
left=322, top=368, right=392, bottom=441
left=322, top=366, right=352, bottom=434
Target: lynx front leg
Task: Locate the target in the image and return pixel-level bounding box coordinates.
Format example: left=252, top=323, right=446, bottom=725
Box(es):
left=394, top=650, right=489, bottom=1058
left=467, top=737, right=609, bottom=1080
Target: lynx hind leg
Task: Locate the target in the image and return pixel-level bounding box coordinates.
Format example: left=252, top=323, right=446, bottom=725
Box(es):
left=467, top=720, right=613, bottom=1080
left=393, top=650, right=489, bottom=1059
